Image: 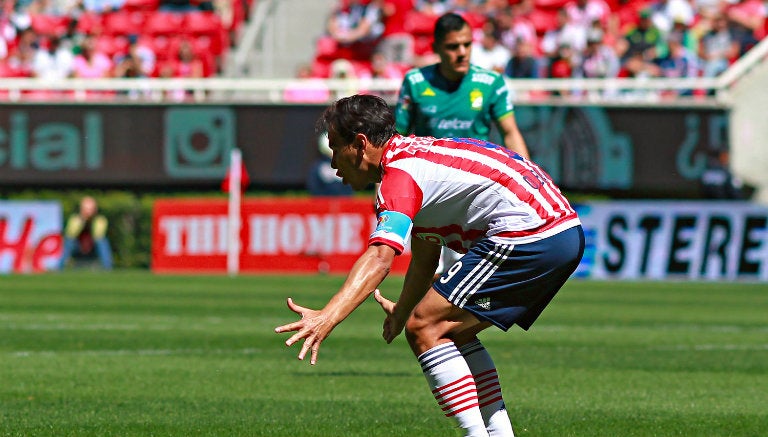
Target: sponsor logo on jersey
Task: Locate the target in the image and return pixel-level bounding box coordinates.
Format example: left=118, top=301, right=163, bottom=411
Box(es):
left=472, top=72, right=495, bottom=85
left=422, top=105, right=438, bottom=114
left=475, top=297, right=491, bottom=310
left=470, top=89, right=483, bottom=110
left=421, top=87, right=436, bottom=97
left=436, top=118, right=474, bottom=130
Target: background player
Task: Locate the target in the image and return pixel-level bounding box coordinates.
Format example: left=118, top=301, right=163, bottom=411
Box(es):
left=394, top=12, right=531, bottom=276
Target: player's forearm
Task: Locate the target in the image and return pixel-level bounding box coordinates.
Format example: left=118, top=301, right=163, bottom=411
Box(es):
left=393, top=267, right=433, bottom=321
left=504, top=131, right=529, bottom=159
left=322, top=245, right=395, bottom=324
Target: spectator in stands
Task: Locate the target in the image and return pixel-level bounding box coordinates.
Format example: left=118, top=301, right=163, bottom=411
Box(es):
left=6, top=27, right=39, bottom=77
left=283, top=63, right=331, bottom=103
left=161, top=39, right=204, bottom=78
left=307, top=132, right=354, bottom=197
left=363, top=50, right=404, bottom=80
left=649, top=0, right=695, bottom=37
left=80, top=0, right=125, bottom=14
left=504, top=38, right=539, bottom=78
left=578, top=29, right=620, bottom=79
left=123, top=34, right=156, bottom=77
left=72, top=33, right=113, bottom=78
left=32, top=35, right=74, bottom=79
left=159, top=0, right=196, bottom=12
left=360, top=50, right=404, bottom=99
left=698, top=13, right=739, bottom=78
left=616, top=8, right=666, bottom=77
left=414, top=0, right=453, bottom=16
left=113, top=50, right=145, bottom=78
left=723, top=0, right=767, bottom=55
left=471, top=19, right=511, bottom=73
left=547, top=42, right=577, bottom=81
left=328, top=58, right=361, bottom=100
left=326, top=0, right=384, bottom=60
left=374, top=0, right=415, bottom=66
left=700, top=150, right=748, bottom=200
left=496, top=3, right=537, bottom=52
left=59, top=196, right=113, bottom=270
left=564, top=0, right=611, bottom=31
left=540, top=8, right=587, bottom=60
left=658, top=30, right=699, bottom=95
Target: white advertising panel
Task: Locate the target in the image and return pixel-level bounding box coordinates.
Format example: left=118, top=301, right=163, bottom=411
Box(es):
left=0, top=201, right=62, bottom=273
left=575, top=201, right=768, bottom=281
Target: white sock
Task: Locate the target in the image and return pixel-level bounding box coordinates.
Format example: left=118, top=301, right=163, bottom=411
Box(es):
left=460, top=339, right=515, bottom=437
left=418, top=342, right=489, bottom=437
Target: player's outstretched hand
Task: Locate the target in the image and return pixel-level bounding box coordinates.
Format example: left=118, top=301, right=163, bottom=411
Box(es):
left=274, top=298, right=334, bottom=365
left=373, top=289, right=405, bottom=344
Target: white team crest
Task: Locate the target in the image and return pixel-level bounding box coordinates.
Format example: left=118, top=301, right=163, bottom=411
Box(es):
left=475, top=297, right=491, bottom=310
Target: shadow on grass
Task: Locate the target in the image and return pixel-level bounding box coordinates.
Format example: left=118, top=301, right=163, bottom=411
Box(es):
left=291, top=371, right=415, bottom=377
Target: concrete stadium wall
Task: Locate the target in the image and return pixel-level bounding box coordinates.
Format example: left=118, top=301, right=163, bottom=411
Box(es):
left=729, top=58, right=768, bottom=204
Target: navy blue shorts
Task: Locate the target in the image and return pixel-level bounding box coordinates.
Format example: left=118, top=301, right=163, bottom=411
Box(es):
left=432, top=226, right=585, bottom=331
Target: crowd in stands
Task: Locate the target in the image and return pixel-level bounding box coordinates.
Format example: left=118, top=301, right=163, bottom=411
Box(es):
left=309, top=0, right=767, bottom=91
left=0, top=0, right=248, bottom=90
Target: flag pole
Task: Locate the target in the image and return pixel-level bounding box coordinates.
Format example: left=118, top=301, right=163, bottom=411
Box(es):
left=226, top=148, right=242, bottom=277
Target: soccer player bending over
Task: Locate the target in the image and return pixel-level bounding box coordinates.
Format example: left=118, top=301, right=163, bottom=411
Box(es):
left=275, top=94, right=584, bottom=437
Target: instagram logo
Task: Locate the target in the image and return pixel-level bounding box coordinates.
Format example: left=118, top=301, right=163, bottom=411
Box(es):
left=164, top=107, right=236, bottom=178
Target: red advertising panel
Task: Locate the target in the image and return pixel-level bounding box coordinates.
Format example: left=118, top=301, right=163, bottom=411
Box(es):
left=152, top=198, right=411, bottom=274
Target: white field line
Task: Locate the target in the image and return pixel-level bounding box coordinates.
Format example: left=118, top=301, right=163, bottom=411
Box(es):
left=534, top=324, right=768, bottom=333
left=9, top=347, right=263, bottom=358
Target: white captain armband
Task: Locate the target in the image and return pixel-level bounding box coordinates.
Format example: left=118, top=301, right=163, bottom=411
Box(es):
left=369, top=210, right=413, bottom=253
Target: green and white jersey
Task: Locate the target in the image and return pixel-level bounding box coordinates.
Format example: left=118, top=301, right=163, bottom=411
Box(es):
left=394, top=64, right=515, bottom=141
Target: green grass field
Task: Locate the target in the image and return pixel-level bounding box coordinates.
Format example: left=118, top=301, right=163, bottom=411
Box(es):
left=1, top=271, right=766, bottom=437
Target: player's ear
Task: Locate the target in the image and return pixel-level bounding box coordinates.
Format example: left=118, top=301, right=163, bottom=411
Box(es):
left=353, top=132, right=369, bottom=151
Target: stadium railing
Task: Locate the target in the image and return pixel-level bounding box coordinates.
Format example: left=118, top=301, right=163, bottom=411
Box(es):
left=0, top=37, right=764, bottom=106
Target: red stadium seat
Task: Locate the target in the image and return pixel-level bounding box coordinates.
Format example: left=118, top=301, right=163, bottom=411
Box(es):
left=413, top=35, right=434, bottom=56
left=96, top=34, right=130, bottom=58
left=311, top=58, right=332, bottom=78
left=534, top=0, right=570, bottom=10
left=314, top=35, right=341, bottom=61
left=30, top=14, right=71, bottom=37
left=528, top=9, right=560, bottom=35
left=184, top=11, right=228, bottom=55
left=75, top=12, right=103, bottom=35
left=144, top=11, right=185, bottom=37
left=102, top=10, right=147, bottom=36
left=122, top=0, right=160, bottom=11
left=404, top=10, right=438, bottom=36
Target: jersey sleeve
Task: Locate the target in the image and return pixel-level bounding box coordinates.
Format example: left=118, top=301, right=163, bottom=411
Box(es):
left=394, top=75, right=414, bottom=135
left=489, top=74, right=515, bottom=122
left=369, top=167, right=423, bottom=254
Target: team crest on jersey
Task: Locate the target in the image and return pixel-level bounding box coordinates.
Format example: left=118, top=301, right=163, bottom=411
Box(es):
left=470, top=89, right=483, bottom=110
left=421, top=87, right=436, bottom=96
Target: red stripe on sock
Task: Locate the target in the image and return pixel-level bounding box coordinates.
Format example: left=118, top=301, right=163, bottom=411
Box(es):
left=475, top=369, right=497, bottom=379
left=444, top=398, right=481, bottom=417
left=437, top=386, right=478, bottom=407
left=432, top=374, right=474, bottom=394
left=479, top=395, right=504, bottom=408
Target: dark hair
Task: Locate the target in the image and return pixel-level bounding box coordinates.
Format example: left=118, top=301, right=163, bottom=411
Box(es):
left=316, top=94, right=397, bottom=148
left=434, top=12, right=469, bottom=45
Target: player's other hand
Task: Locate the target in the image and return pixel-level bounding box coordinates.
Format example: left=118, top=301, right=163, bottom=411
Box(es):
left=373, top=289, right=405, bottom=344
left=274, top=298, right=333, bottom=365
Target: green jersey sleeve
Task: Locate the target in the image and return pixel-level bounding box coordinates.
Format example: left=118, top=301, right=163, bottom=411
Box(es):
left=394, top=72, right=417, bottom=135
left=489, top=74, right=515, bottom=122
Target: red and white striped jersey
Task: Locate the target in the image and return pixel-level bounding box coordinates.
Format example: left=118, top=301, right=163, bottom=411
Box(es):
left=371, top=134, right=581, bottom=254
